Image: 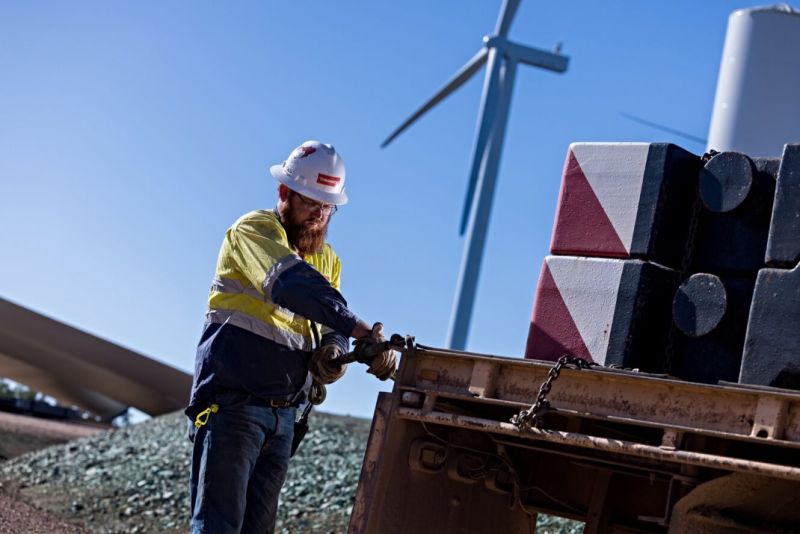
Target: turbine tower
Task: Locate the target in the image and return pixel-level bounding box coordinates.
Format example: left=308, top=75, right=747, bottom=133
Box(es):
left=382, top=0, right=569, bottom=349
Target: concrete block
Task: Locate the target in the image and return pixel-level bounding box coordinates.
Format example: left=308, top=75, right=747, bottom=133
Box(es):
left=669, top=274, right=756, bottom=384
left=740, top=264, right=800, bottom=389
left=690, top=153, right=777, bottom=275
left=766, top=144, right=800, bottom=267
left=550, top=143, right=700, bottom=269
left=525, top=255, right=678, bottom=371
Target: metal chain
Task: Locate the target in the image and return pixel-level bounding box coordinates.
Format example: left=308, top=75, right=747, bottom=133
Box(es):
left=679, top=150, right=717, bottom=275
left=685, top=150, right=716, bottom=267
left=679, top=197, right=702, bottom=276
left=664, top=150, right=716, bottom=374
left=511, top=354, right=596, bottom=431
left=664, top=193, right=702, bottom=374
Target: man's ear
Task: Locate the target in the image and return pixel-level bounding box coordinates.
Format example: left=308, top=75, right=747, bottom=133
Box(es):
left=278, top=184, right=290, bottom=201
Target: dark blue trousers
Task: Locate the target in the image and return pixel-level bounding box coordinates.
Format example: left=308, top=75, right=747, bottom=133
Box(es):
left=189, top=392, right=296, bottom=533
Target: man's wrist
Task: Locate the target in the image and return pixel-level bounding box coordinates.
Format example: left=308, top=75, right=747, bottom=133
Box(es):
left=350, top=320, right=372, bottom=339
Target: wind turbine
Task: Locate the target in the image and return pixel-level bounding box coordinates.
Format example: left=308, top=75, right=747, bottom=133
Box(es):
left=382, top=0, right=569, bottom=350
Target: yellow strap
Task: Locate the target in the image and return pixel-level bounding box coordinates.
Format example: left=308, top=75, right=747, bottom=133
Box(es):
left=194, top=403, right=219, bottom=428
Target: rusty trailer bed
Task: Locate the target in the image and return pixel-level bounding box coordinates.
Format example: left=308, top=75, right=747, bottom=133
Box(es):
left=349, top=344, right=800, bottom=533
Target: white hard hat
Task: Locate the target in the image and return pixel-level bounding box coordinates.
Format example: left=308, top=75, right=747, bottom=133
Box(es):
left=270, top=140, right=348, bottom=206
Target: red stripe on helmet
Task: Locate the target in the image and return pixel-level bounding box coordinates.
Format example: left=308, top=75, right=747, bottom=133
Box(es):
left=317, top=173, right=341, bottom=187
left=298, top=146, right=317, bottom=158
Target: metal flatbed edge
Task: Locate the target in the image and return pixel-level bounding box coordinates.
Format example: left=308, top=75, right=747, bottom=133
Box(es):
left=401, top=344, right=800, bottom=448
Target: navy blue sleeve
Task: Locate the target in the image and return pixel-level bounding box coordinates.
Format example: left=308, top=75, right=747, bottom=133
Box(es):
left=271, top=262, right=358, bottom=338
left=321, top=331, right=349, bottom=354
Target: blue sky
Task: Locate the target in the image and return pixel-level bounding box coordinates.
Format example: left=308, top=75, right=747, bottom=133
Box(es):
left=1, top=1, right=760, bottom=418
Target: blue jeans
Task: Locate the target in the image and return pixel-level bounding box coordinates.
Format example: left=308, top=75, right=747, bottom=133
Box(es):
left=189, top=392, right=296, bottom=534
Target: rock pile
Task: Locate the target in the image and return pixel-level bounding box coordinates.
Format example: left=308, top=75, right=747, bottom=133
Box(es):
left=0, top=409, right=580, bottom=533
left=0, top=410, right=371, bottom=533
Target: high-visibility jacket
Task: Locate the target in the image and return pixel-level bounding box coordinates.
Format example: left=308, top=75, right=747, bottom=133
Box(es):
left=186, top=210, right=357, bottom=417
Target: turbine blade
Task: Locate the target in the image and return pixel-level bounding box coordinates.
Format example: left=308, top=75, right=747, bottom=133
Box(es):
left=620, top=112, right=707, bottom=146
left=381, top=48, right=488, bottom=148
left=495, top=0, right=522, bottom=37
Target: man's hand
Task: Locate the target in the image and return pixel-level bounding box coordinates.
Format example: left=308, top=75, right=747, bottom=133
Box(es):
left=350, top=319, right=373, bottom=340
left=310, top=344, right=347, bottom=385
left=363, top=323, right=397, bottom=381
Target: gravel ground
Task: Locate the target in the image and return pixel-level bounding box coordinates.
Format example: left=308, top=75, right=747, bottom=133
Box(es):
left=0, top=410, right=372, bottom=533
left=0, top=492, right=90, bottom=533
left=0, top=409, right=582, bottom=533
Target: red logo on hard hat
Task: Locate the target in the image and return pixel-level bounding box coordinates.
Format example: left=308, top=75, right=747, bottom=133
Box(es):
left=317, top=173, right=341, bottom=187
left=298, top=146, right=316, bottom=158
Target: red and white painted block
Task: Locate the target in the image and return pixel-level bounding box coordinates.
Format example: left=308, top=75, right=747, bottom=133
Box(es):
left=551, top=143, right=700, bottom=269
left=525, top=255, right=678, bottom=370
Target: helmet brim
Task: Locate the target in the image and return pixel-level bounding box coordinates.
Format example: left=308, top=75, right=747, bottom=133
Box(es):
left=270, top=164, right=349, bottom=206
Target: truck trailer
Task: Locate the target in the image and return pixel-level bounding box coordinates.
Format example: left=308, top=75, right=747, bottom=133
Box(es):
left=349, top=142, right=800, bottom=533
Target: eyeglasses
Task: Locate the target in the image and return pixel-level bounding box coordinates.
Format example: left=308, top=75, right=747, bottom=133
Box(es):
left=292, top=192, right=338, bottom=215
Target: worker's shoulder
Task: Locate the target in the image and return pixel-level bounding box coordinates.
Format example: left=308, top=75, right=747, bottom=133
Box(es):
left=230, top=210, right=283, bottom=232
left=321, top=242, right=340, bottom=261
left=231, top=209, right=279, bottom=226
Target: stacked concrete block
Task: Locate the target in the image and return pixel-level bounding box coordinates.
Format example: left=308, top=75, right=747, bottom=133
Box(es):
left=526, top=143, right=697, bottom=370
left=765, top=144, right=800, bottom=267
left=690, top=153, right=778, bottom=275
left=668, top=152, right=778, bottom=384
left=526, top=256, right=678, bottom=370
left=670, top=273, right=757, bottom=384
left=526, top=142, right=800, bottom=390
left=740, top=266, right=800, bottom=389
left=550, top=143, right=699, bottom=269
left=740, top=144, right=800, bottom=389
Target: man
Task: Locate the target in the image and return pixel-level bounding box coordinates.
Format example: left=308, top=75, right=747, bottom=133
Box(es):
left=186, top=140, right=396, bottom=533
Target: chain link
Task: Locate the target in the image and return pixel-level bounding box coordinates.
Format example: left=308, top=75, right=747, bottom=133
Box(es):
left=665, top=192, right=702, bottom=373
left=664, top=150, right=717, bottom=374
left=678, top=150, right=717, bottom=276
left=682, top=150, right=717, bottom=272
left=511, top=354, right=596, bottom=431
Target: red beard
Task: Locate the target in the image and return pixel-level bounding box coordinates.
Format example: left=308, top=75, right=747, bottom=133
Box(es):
left=277, top=198, right=330, bottom=256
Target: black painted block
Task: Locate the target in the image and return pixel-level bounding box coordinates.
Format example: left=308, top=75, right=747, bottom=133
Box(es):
left=630, top=144, right=702, bottom=268
left=690, top=154, right=778, bottom=275
left=766, top=144, right=800, bottom=267
left=740, top=265, right=800, bottom=389
left=608, top=260, right=681, bottom=373
left=669, top=274, right=756, bottom=384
